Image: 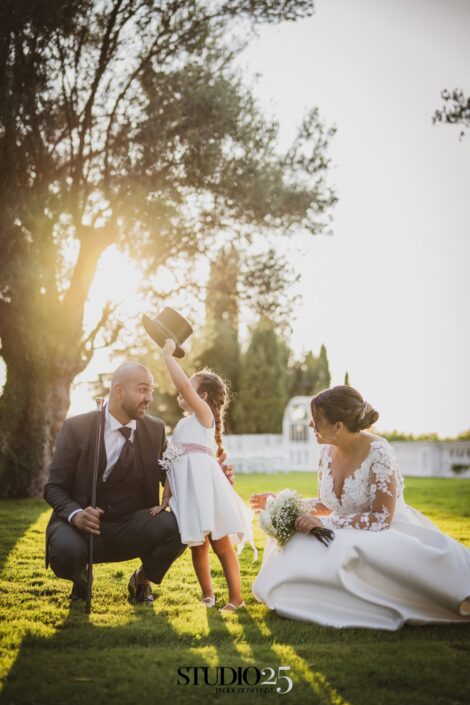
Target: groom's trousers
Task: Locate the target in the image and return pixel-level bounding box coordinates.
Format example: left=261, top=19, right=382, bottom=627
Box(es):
left=47, top=508, right=186, bottom=584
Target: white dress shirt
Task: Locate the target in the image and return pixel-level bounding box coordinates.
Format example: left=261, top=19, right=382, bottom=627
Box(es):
left=68, top=404, right=137, bottom=523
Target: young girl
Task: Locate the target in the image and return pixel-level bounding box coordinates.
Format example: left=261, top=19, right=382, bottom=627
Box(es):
left=152, top=338, right=254, bottom=612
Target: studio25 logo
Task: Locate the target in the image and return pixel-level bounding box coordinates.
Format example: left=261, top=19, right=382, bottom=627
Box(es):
left=177, top=665, right=294, bottom=694
left=259, top=666, right=293, bottom=694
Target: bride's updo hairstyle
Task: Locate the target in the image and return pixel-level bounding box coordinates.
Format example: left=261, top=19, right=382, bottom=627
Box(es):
left=312, top=385, right=379, bottom=432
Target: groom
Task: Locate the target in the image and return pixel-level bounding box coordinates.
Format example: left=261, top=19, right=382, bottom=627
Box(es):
left=44, top=361, right=233, bottom=605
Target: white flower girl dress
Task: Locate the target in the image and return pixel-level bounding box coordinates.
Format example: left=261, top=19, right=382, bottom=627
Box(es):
left=163, top=413, right=255, bottom=553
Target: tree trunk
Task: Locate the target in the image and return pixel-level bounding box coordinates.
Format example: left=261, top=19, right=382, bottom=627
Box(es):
left=0, top=353, right=75, bottom=498
left=0, top=235, right=109, bottom=499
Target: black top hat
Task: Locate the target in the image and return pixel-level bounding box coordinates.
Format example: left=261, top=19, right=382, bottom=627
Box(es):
left=142, top=307, right=193, bottom=358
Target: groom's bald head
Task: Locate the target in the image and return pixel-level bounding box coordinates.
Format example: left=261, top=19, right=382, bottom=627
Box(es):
left=111, top=362, right=152, bottom=388
left=109, top=362, right=154, bottom=421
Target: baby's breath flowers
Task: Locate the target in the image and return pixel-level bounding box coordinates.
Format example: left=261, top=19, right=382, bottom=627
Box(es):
left=259, top=489, right=301, bottom=548
left=159, top=443, right=185, bottom=473
left=259, top=489, right=335, bottom=549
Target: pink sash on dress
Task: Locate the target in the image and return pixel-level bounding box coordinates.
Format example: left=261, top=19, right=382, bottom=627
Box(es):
left=180, top=442, right=215, bottom=457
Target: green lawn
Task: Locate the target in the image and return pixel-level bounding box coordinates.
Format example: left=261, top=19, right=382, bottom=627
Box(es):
left=1, top=474, right=469, bottom=705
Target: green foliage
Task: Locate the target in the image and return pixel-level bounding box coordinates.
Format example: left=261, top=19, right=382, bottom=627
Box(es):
left=193, top=244, right=304, bottom=433
left=452, top=464, right=470, bottom=475
left=235, top=318, right=288, bottom=433
left=380, top=430, right=442, bottom=442
left=193, top=246, right=241, bottom=433
left=287, top=344, right=331, bottom=398
left=456, top=429, right=470, bottom=441
left=380, top=429, right=470, bottom=442
left=239, top=248, right=301, bottom=330
left=1, top=476, right=470, bottom=704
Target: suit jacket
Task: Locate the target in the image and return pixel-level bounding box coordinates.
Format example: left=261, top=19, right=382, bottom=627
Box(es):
left=43, top=408, right=166, bottom=566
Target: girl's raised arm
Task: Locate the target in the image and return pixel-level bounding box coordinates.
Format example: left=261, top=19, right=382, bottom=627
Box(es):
left=161, top=339, right=213, bottom=427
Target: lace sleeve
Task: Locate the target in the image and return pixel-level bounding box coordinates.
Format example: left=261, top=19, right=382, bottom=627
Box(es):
left=299, top=497, right=323, bottom=512
left=299, top=449, right=331, bottom=515
left=320, top=444, right=400, bottom=531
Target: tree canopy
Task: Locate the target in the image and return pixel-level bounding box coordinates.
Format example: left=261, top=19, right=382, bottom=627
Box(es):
left=0, top=0, right=337, bottom=496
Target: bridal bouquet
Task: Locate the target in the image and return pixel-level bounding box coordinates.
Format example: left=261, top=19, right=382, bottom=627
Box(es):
left=259, top=489, right=334, bottom=549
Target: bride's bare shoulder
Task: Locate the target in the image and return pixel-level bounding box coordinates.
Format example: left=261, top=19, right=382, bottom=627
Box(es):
left=363, top=432, right=388, bottom=444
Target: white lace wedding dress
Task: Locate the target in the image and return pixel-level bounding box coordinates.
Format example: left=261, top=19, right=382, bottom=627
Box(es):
left=252, top=438, right=470, bottom=630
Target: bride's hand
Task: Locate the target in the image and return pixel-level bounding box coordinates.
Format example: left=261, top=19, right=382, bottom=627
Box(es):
left=295, top=513, right=325, bottom=534
left=250, top=492, right=275, bottom=512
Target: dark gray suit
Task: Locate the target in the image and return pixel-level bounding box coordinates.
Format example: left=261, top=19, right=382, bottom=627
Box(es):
left=44, top=409, right=185, bottom=585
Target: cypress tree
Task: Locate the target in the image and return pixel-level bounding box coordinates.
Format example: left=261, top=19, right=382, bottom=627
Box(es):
left=235, top=317, right=288, bottom=433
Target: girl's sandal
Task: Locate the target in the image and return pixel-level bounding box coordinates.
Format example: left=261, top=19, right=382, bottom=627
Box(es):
left=201, top=595, right=216, bottom=608
left=219, top=601, right=245, bottom=613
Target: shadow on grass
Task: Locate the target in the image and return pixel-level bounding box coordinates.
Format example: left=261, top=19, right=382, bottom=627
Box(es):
left=0, top=499, right=47, bottom=574
left=1, top=494, right=470, bottom=705
left=1, top=598, right=355, bottom=705
left=0, top=597, right=216, bottom=705
left=205, top=603, right=351, bottom=702
left=3, top=589, right=470, bottom=705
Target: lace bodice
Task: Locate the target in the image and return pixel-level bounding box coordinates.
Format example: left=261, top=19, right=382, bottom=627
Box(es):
left=301, top=439, right=404, bottom=531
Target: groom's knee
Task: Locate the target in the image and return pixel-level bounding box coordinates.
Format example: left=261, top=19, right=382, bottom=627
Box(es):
left=147, top=510, right=182, bottom=546
left=48, top=522, right=88, bottom=580
left=142, top=539, right=186, bottom=584
left=142, top=511, right=185, bottom=580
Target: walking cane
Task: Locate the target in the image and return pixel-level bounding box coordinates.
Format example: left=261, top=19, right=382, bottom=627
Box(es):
left=86, top=397, right=104, bottom=614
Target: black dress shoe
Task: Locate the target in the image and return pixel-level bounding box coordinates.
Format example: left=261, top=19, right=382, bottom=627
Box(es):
left=70, top=569, right=88, bottom=601
left=128, top=570, right=154, bottom=605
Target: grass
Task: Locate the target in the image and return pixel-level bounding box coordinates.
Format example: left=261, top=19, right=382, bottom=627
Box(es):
left=0, top=474, right=469, bottom=705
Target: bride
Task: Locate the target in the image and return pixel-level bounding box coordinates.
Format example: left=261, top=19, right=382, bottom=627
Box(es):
left=251, top=385, right=470, bottom=630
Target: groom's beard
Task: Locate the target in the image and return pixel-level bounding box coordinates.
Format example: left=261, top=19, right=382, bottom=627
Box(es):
left=121, top=398, right=148, bottom=420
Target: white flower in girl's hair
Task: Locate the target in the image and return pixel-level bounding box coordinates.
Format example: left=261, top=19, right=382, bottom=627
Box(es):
left=159, top=443, right=185, bottom=473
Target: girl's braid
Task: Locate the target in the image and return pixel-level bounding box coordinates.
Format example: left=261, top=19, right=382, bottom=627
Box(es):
left=194, top=370, right=228, bottom=459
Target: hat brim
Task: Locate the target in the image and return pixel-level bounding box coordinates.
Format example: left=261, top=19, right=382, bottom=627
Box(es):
left=142, top=315, right=186, bottom=358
